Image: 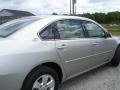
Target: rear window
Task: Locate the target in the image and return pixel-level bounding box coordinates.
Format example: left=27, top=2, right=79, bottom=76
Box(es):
left=0, top=19, right=37, bottom=37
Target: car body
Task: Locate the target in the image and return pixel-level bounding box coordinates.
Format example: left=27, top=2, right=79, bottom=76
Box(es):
left=0, top=16, right=120, bottom=90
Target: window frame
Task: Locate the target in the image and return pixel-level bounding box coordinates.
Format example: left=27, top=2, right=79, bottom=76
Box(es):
left=38, top=19, right=87, bottom=41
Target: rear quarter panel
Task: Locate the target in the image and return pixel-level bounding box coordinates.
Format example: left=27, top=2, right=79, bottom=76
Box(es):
left=0, top=39, right=66, bottom=89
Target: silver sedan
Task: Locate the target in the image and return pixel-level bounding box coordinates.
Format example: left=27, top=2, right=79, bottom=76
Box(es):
left=0, top=16, right=120, bottom=90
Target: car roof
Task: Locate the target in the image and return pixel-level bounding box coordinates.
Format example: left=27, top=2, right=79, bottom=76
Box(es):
left=41, top=15, right=92, bottom=20
left=14, top=15, right=94, bottom=22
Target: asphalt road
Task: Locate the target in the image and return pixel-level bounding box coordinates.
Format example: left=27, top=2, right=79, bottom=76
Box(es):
left=59, top=63, right=120, bottom=90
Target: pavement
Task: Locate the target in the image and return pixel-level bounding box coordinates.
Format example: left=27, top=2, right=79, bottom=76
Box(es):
left=59, top=64, right=120, bottom=90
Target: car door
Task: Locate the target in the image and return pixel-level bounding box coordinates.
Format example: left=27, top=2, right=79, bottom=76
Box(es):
left=54, top=19, right=93, bottom=77
left=83, top=21, right=116, bottom=65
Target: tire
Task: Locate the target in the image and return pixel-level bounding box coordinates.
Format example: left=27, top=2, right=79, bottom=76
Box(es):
left=111, top=46, right=120, bottom=66
left=22, top=66, right=59, bottom=90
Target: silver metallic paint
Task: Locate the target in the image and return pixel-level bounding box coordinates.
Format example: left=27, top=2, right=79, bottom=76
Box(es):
left=0, top=16, right=119, bottom=90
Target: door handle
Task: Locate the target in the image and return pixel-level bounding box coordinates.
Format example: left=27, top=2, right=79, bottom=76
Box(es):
left=57, top=44, right=67, bottom=49
left=92, top=42, right=99, bottom=45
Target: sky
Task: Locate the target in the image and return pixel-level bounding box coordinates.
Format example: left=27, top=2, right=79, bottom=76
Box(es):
left=0, top=0, right=120, bottom=15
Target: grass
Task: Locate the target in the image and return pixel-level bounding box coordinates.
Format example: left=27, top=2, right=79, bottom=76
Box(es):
left=102, top=24, right=120, bottom=36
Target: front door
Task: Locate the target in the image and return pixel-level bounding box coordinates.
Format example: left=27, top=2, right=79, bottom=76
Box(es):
left=83, top=21, right=115, bottom=65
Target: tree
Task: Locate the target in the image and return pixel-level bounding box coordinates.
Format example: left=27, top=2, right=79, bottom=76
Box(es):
left=77, top=11, right=120, bottom=24
left=93, top=13, right=106, bottom=23
left=79, top=13, right=95, bottom=20
left=106, top=11, right=120, bottom=23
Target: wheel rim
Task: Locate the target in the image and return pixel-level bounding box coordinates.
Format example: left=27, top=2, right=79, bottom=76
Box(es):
left=32, top=74, right=55, bottom=90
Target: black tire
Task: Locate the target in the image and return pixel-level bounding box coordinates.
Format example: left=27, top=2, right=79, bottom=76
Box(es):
left=22, top=66, right=59, bottom=90
left=111, top=46, right=120, bottom=66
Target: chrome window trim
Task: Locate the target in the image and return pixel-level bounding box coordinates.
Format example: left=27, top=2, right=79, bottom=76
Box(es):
left=37, top=18, right=87, bottom=41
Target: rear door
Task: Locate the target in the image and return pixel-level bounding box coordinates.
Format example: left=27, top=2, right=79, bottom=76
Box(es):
left=54, top=19, right=93, bottom=76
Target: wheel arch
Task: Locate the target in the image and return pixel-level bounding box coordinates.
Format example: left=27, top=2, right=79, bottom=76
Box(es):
left=22, top=62, right=63, bottom=89
left=119, top=44, right=120, bottom=47
left=41, top=62, right=63, bottom=83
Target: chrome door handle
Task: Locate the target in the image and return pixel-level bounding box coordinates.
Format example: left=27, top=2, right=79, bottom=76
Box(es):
left=92, top=42, right=99, bottom=45
left=57, top=44, right=67, bottom=49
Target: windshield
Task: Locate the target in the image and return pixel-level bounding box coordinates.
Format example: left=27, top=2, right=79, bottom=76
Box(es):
left=0, top=18, right=39, bottom=37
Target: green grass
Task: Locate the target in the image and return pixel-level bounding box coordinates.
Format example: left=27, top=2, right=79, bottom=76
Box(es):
left=102, top=24, right=120, bottom=36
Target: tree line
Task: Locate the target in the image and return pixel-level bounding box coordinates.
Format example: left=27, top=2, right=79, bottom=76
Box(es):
left=52, top=11, right=120, bottom=24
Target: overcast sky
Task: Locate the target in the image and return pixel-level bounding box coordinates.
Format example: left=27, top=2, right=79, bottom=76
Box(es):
left=0, top=0, right=120, bottom=15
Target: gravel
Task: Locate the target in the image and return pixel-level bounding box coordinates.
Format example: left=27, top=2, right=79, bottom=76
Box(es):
left=59, top=64, right=120, bottom=90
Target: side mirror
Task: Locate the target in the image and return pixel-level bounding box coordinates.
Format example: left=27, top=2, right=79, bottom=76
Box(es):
left=105, top=32, right=112, bottom=37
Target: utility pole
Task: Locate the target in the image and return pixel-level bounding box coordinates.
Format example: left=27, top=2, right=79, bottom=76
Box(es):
left=72, top=0, right=75, bottom=15
left=71, top=0, right=77, bottom=15
left=75, top=4, right=76, bottom=15
left=70, top=0, right=72, bottom=15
